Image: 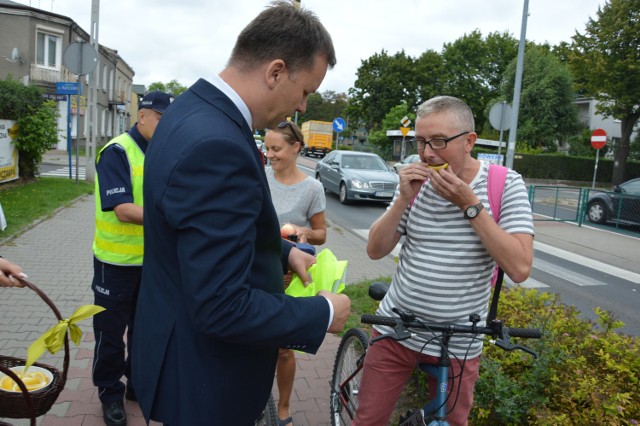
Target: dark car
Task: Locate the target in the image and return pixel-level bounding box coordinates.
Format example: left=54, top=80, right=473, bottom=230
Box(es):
left=586, top=177, right=640, bottom=226
left=315, top=151, right=399, bottom=204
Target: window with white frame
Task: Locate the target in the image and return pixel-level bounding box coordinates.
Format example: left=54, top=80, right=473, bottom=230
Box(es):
left=36, top=29, right=62, bottom=69
left=109, top=69, right=114, bottom=99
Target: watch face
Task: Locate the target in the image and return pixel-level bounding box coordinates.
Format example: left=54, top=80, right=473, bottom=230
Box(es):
left=465, top=204, right=481, bottom=219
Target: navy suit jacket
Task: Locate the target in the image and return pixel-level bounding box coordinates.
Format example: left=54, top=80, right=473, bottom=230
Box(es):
left=132, top=79, right=330, bottom=425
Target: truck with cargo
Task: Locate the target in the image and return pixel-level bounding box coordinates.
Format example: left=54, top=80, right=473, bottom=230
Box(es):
left=300, top=120, right=333, bottom=157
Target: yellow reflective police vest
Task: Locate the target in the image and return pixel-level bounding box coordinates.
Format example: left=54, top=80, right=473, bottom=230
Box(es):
left=93, top=133, right=144, bottom=265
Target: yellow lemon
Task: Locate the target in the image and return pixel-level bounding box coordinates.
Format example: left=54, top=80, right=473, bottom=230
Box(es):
left=428, top=163, right=448, bottom=171
left=0, top=369, right=50, bottom=392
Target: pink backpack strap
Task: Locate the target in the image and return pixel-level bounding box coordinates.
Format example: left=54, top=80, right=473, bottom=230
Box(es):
left=487, top=164, right=508, bottom=222
left=487, top=163, right=508, bottom=288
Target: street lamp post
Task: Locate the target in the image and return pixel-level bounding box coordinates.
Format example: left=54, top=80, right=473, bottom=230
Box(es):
left=505, top=0, right=529, bottom=169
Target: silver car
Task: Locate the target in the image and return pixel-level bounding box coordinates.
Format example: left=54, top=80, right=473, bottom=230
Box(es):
left=315, top=151, right=399, bottom=204
left=392, top=154, right=421, bottom=173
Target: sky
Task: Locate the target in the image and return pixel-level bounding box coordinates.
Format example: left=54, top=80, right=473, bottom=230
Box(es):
left=15, top=0, right=605, bottom=94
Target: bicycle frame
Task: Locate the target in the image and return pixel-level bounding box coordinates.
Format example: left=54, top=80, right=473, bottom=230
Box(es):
left=335, top=354, right=365, bottom=420
left=330, top=282, right=540, bottom=426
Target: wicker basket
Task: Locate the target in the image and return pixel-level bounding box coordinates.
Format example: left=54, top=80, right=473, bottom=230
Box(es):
left=0, top=280, right=69, bottom=425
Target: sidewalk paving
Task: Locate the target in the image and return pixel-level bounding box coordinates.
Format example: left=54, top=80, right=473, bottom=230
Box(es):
left=1, top=184, right=638, bottom=425
left=0, top=194, right=394, bottom=425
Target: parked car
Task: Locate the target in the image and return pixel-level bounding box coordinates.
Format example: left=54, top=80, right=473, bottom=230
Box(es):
left=586, top=177, right=640, bottom=226
left=392, top=154, right=421, bottom=173
left=315, top=151, right=399, bottom=204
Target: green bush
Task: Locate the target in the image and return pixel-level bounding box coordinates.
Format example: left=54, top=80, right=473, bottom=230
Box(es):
left=0, top=78, right=59, bottom=179
left=471, top=147, right=640, bottom=183
left=471, top=287, right=640, bottom=425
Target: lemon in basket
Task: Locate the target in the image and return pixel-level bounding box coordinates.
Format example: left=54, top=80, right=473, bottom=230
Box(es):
left=0, top=366, right=53, bottom=393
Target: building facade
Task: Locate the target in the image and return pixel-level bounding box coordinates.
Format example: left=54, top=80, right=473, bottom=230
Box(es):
left=0, top=0, right=135, bottom=152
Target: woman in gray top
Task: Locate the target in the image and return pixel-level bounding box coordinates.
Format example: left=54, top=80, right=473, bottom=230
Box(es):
left=264, top=121, right=326, bottom=426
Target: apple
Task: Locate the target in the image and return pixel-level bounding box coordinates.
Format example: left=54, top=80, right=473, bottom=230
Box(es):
left=280, top=223, right=296, bottom=240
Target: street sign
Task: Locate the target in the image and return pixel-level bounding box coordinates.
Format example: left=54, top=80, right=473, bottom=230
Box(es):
left=400, top=127, right=410, bottom=137
left=590, top=128, right=607, bottom=150
left=56, top=82, right=79, bottom=95
left=489, top=102, right=512, bottom=131
left=400, top=116, right=411, bottom=128
left=333, top=117, right=346, bottom=133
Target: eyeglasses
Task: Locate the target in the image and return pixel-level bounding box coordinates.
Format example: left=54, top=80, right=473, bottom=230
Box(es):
left=410, top=131, right=469, bottom=151
left=277, top=121, right=302, bottom=142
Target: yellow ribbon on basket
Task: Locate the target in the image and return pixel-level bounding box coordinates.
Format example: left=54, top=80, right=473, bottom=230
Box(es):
left=285, top=248, right=347, bottom=297
left=24, top=304, right=105, bottom=371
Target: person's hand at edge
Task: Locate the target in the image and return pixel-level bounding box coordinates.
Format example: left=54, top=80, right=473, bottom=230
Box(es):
left=287, top=246, right=316, bottom=285
left=0, top=257, right=28, bottom=288
left=318, top=290, right=351, bottom=334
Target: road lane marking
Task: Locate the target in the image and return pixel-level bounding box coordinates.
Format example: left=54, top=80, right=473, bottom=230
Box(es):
left=40, top=167, right=86, bottom=179
left=534, top=241, right=640, bottom=284
left=354, top=229, right=639, bottom=287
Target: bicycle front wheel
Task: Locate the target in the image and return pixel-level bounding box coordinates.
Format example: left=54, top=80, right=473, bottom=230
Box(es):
left=255, top=393, right=278, bottom=426
left=330, top=328, right=369, bottom=426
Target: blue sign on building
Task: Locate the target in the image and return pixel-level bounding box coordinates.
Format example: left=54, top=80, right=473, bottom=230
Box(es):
left=56, top=82, right=79, bottom=95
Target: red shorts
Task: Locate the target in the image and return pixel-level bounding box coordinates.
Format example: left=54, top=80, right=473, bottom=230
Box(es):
left=352, top=330, right=480, bottom=426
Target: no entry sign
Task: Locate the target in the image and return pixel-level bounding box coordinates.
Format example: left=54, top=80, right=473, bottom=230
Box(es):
left=591, top=128, right=607, bottom=150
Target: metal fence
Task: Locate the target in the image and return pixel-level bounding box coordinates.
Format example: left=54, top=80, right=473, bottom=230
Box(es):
left=528, top=185, right=640, bottom=237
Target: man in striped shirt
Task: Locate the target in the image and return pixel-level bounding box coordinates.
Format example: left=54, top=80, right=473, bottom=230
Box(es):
left=354, top=96, right=534, bottom=426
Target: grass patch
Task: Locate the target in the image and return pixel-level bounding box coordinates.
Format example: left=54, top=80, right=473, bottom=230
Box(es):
left=341, top=277, right=390, bottom=334
left=0, top=177, right=93, bottom=240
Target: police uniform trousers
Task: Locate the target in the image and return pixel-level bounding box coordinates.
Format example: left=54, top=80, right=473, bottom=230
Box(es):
left=91, top=256, right=142, bottom=404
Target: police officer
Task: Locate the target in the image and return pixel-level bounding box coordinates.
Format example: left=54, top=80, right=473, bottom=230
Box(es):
left=92, top=90, right=173, bottom=426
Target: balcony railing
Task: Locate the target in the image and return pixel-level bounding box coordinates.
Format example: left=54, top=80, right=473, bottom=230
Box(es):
left=30, top=64, right=77, bottom=83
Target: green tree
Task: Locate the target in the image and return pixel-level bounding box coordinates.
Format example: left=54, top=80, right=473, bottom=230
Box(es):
left=442, top=30, right=519, bottom=132
left=569, top=0, right=640, bottom=184
left=567, top=127, right=611, bottom=157
left=147, top=79, right=188, bottom=96
left=499, top=45, right=579, bottom=151
left=0, top=77, right=58, bottom=179
left=367, top=103, right=414, bottom=160
left=630, top=131, right=640, bottom=161
left=414, top=49, right=446, bottom=105
left=347, top=50, right=419, bottom=130
left=298, top=90, right=348, bottom=125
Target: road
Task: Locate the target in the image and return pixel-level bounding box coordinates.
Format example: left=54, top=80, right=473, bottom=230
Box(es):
left=39, top=155, right=639, bottom=336
left=298, top=156, right=640, bottom=337
left=39, top=163, right=86, bottom=179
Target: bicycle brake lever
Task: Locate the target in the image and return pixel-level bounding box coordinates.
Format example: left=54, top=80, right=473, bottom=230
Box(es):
left=370, top=324, right=412, bottom=345
left=512, top=344, right=538, bottom=358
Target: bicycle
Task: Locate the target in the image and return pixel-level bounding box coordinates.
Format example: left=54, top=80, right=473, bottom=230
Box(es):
left=255, top=393, right=278, bottom=426
left=329, top=282, right=541, bottom=426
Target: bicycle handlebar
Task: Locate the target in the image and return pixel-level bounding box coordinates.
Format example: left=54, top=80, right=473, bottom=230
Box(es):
left=361, top=312, right=541, bottom=357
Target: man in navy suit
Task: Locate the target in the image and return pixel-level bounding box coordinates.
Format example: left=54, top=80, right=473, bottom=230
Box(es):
left=131, top=2, right=350, bottom=424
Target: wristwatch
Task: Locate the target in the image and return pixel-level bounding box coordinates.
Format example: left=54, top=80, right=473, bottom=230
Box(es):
left=463, top=203, right=484, bottom=219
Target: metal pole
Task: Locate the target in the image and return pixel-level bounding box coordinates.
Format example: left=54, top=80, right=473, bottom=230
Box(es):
left=75, top=90, right=80, bottom=184
left=67, top=94, right=72, bottom=178
left=497, top=100, right=506, bottom=159
left=86, top=0, right=100, bottom=182
left=505, top=0, right=528, bottom=169
left=592, top=149, right=600, bottom=188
